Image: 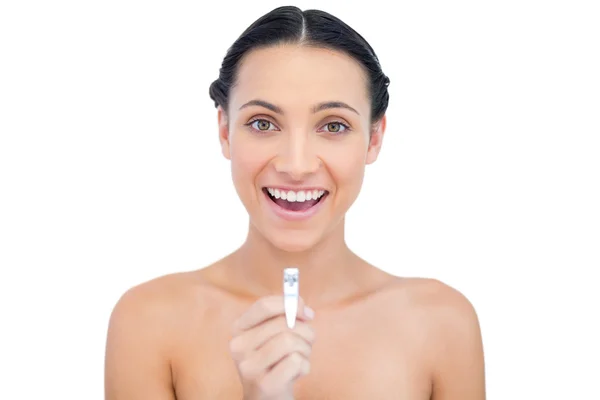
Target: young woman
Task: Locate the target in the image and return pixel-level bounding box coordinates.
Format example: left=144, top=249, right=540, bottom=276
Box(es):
left=105, top=6, right=486, bottom=400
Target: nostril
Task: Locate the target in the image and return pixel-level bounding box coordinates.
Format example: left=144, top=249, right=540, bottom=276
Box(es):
left=272, top=154, right=322, bottom=177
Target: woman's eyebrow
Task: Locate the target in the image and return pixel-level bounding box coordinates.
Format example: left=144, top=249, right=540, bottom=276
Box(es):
left=239, top=99, right=360, bottom=116
left=312, top=101, right=359, bottom=115
left=239, top=99, right=283, bottom=114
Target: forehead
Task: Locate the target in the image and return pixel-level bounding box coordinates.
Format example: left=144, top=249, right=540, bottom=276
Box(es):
left=230, top=45, right=369, bottom=114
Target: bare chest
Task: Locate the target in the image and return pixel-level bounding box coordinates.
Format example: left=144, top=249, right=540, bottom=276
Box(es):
left=171, top=306, right=432, bottom=400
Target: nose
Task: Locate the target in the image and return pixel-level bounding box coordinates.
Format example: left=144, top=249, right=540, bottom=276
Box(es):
left=273, top=130, right=321, bottom=180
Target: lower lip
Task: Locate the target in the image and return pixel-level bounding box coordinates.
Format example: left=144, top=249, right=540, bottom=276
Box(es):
left=263, top=190, right=328, bottom=221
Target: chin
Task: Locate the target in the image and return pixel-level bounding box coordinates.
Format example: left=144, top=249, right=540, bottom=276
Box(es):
left=263, top=228, right=324, bottom=253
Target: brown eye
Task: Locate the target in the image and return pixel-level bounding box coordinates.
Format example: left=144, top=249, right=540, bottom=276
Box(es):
left=327, top=123, right=340, bottom=132
left=250, top=119, right=274, bottom=131
left=322, top=121, right=349, bottom=134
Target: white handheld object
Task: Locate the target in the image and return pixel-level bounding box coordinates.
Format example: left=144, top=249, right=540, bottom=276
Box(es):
left=283, top=268, right=299, bottom=329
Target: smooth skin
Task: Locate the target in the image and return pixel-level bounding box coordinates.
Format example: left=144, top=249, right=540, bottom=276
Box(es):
left=105, top=45, right=486, bottom=399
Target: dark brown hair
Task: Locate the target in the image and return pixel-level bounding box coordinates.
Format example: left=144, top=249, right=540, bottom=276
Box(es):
left=209, top=6, right=390, bottom=123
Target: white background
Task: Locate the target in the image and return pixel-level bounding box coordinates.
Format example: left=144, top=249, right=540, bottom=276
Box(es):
left=1, top=0, right=598, bottom=398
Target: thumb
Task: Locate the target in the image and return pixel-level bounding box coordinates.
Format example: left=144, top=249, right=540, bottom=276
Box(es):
left=296, top=297, right=315, bottom=321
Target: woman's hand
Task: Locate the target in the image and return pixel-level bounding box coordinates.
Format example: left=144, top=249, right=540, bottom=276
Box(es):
left=229, top=295, right=316, bottom=400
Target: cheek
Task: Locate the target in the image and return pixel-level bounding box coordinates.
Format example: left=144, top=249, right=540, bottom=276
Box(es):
left=324, top=140, right=367, bottom=190
left=230, top=136, right=271, bottom=189
left=232, top=153, right=258, bottom=176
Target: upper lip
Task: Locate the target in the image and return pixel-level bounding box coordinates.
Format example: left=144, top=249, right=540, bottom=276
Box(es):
left=263, top=186, right=329, bottom=192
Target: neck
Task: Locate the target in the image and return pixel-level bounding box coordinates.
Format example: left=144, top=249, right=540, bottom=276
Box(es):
left=225, top=218, right=367, bottom=307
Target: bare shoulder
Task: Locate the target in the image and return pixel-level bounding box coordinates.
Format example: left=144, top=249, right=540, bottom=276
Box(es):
left=385, top=277, right=486, bottom=399
left=385, top=277, right=483, bottom=347
left=398, top=277, right=480, bottom=322
left=104, top=270, right=214, bottom=400
left=108, top=271, right=199, bottom=329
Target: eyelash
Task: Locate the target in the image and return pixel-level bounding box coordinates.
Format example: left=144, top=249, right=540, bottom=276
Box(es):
left=245, top=118, right=351, bottom=135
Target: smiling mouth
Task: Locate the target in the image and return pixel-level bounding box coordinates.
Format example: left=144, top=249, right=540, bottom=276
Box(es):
left=262, top=188, right=329, bottom=212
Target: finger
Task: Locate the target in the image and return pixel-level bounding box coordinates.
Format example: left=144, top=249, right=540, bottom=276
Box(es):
left=248, top=317, right=316, bottom=352
left=237, top=332, right=311, bottom=381
left=250, top=331, right=312, bottom=372
left=259, top=352, right=309, bottom=394
left=229, top=317, right=315, bottom=361
left=232, top=295, right=314, bottom=335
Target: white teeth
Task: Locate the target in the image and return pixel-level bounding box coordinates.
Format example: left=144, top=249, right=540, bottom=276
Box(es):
left=266, top=188, right=326, bottom=203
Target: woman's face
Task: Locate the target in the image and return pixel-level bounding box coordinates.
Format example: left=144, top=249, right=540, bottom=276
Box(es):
left=219, top=45, right=386, bottom=252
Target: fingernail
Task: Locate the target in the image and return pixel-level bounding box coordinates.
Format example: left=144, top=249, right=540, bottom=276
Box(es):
left=304, top=306, right=315, bottom=319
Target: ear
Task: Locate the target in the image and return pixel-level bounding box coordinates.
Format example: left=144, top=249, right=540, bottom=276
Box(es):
left=218, top=106, right=231, bottom=160
left=366, top=114, right=386, bottom=165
